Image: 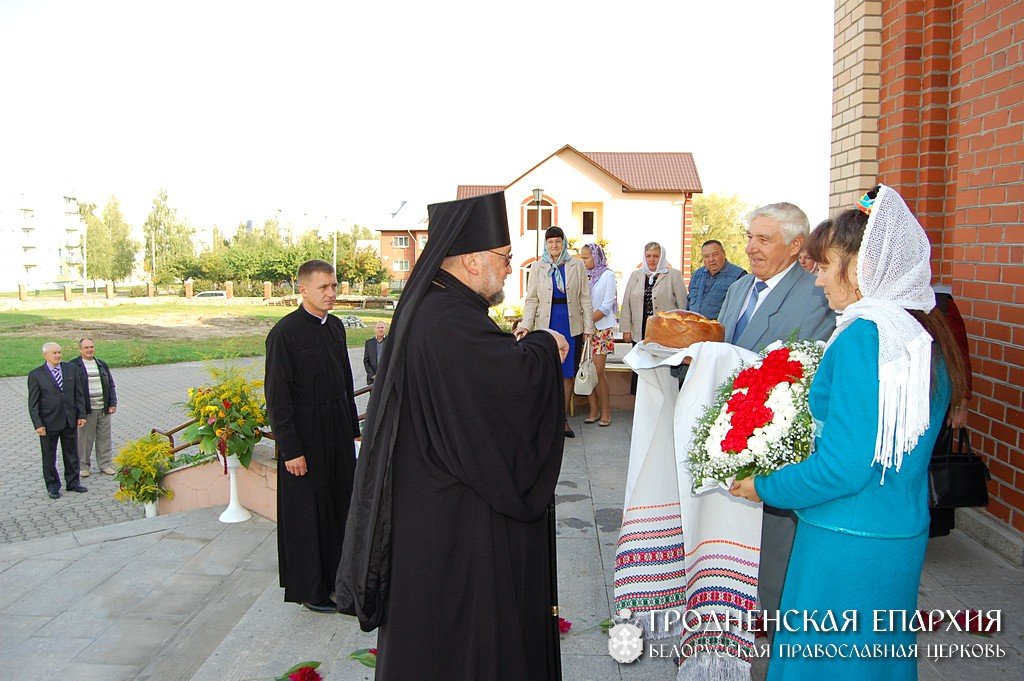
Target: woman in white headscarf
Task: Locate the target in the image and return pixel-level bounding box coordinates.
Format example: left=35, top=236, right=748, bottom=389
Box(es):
left=619, top=241, right=688, bottom=345
left=731, top=185, right=968, bottom=680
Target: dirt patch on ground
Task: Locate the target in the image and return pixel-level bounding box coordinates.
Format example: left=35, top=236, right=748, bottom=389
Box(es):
left=11, top=313, right=277, bottom=341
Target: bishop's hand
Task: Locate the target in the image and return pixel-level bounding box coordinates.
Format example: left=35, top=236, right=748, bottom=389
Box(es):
left=543, top=329, right=570, bottom=363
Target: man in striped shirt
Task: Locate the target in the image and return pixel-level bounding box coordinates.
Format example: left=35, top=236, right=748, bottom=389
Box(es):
left=70, top=338, right=119, bottom=476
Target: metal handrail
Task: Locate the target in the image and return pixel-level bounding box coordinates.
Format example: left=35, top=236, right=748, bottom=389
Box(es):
left=151, top=383, right=374, bottom=455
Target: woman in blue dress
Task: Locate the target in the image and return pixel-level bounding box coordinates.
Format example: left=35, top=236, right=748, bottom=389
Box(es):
left=516, top=227, right=595, bottom=437
left=731, top=185, right=968, bottom=680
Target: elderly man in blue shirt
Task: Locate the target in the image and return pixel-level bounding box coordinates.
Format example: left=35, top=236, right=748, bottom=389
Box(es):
left=686, top=240, right=746, bottom=319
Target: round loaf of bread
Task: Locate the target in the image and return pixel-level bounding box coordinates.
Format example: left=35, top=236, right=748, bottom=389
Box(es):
left=643, top=309, right=725, bottom=348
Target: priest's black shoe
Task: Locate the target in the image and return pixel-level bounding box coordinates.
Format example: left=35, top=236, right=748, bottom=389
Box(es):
left=564, top=427, right=575, bottom=439
left=302, top=600, right=337, bottom=613
left=48, top=489, right=61, bottom=499
left=67, top=484, right=88, bottom=493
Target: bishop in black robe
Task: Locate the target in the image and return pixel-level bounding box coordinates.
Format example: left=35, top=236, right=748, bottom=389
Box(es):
left=376, top=270, right=564, bottom=679
left=337, top=192, right=566, bottom=680
left=265, top=303, right=360, bottom=605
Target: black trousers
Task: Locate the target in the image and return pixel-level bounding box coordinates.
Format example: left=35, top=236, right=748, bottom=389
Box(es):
left=40, top=426, right=80, bottom=491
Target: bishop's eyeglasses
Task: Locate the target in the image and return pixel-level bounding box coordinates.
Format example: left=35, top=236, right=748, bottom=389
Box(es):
left=486, top=249, right=514, bottom=266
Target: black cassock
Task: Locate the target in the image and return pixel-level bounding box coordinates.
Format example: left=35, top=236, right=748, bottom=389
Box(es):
left=265, top=307, right=359, bottom=604
left=373, top=274, right=564, bottom=680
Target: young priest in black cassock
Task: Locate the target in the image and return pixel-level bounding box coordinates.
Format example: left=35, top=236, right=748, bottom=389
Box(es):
left=337, top=192, right=567, bottom=680
left=265, top=259, right=360, bottom=613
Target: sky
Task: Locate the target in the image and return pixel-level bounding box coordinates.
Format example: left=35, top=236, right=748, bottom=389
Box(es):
left=0, top=0, right=835, bottom=236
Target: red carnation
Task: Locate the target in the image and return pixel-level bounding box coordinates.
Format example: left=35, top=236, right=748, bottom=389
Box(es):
left=223, top=399, right=232, bottom=409
left=558, top=617, right=572, bottom=634
left=289, top=667, right=323, bottom=681
left=369, top=648, right=378, bottom=655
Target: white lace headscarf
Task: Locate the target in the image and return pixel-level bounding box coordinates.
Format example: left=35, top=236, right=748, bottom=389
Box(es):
left=826, top=184, right=936, bottom=482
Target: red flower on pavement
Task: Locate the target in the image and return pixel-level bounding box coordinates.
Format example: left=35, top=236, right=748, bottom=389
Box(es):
left=288, top=667, right=322, bottom=681
left=558, top=617, right=572, bottom=634
left=750, top=614, right=767, bottom=639
left=369, top=648, right=378, bottom=655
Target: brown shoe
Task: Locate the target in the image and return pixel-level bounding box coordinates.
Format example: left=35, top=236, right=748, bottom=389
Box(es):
left=101, top=467, right=116, bottom=475
left=80, top=469, right=90, bottom=477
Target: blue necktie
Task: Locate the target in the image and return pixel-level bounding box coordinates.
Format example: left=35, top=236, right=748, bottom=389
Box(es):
left=732, top=281, right=768, bottom=343
left=51, top=364, right=63, bottom=390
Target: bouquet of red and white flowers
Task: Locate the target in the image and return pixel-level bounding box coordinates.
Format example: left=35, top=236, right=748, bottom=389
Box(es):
left=688, top=340, right=825, bottom=490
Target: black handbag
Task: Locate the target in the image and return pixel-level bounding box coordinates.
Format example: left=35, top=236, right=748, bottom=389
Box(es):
left=928, top=424, right=991, bottom=509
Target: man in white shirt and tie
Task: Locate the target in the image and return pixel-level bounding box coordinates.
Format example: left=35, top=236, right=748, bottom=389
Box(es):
left=717, top=202, right=835, bottom=637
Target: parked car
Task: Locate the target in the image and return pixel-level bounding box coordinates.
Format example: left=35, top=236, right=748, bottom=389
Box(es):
left=195, top=290, right=227, bottom=298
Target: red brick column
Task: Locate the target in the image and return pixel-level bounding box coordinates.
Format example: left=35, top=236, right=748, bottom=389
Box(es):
left=879, top=0, right=1024, bottom=532
left=875, top=0, right=1024, bottom=533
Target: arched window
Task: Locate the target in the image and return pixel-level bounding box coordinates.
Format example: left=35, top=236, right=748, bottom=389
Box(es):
left=520, top=196, right=556, bottom=236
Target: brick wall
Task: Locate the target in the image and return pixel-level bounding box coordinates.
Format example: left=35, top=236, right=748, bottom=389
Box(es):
left=833, top=0, right=1024, bottom=535
left=681, top=193, right=694, bottom=284
left=831, top=0, right=883, bottom=213
left=378, top=230, right=427, bottom=284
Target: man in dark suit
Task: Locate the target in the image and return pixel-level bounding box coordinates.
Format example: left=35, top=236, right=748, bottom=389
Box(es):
left=363, top=321, right=387, bottom=384
left=28, top=342, right=88, bottom=499
left=717, top=202, right=835, bottom=637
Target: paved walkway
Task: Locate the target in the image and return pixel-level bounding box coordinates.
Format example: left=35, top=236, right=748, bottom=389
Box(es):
left=1, top=356, right=1021, bottom=679
left=1, top=355, right=371, bottom=544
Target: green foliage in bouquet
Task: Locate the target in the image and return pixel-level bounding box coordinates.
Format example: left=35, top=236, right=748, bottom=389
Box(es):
left=113, top=433, right=175, bottom=504
left=182, top=367, right=267, bottom=469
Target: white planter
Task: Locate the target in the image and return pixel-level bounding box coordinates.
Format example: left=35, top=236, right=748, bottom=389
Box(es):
left=218, top=453, right=252, bottom=523
left=144, top=501, right=158, bottom=518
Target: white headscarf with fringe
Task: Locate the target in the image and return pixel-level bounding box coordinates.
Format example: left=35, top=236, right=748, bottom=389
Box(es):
left=826, top=184, right=936, bottom=482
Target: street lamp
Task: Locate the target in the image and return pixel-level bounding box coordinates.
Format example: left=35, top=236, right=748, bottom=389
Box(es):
left=532, top=186, right=544, bottom=261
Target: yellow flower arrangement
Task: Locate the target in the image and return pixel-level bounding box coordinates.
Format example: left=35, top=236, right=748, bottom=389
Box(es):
left=182, top=367, right=267, bottom=470
left=113, top=433, right=175, bottom=504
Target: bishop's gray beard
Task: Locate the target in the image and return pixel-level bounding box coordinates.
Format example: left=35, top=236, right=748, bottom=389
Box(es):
left=486, top=289, right=505, bottom=306
left=481, top=261, right=506, bottom=306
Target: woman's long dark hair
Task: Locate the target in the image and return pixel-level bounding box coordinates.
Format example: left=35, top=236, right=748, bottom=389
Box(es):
left=806, top=209, right=968, bottom=410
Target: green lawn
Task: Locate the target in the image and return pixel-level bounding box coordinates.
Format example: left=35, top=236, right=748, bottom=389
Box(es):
left=0, top=302, right=390, bottom=377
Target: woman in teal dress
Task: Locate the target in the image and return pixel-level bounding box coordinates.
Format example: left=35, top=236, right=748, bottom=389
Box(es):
left=731, top=185, right=968, bottom=680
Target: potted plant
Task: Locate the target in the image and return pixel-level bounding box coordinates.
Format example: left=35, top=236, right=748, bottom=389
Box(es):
left=182, top=367, right=266, bottom=469
left=113, top=433, right=175, bottom=517
left=182, top=367, right=267, bottom=522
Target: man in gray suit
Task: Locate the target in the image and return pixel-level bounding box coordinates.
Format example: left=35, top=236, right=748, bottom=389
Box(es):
left=718, top=202, right=835, bottom=636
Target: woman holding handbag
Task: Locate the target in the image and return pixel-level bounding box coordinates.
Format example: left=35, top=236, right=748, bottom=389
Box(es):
left=515, top=226, right=595, bottom=438
left=580, top=243, right=617, bottom=427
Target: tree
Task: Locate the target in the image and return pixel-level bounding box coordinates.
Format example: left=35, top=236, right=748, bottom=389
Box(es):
left=143, top=189, right=195, bottom=285
left=351, top=224, right=375, bottom=240
left=198, top=250, right=229, bottom=282
left=691, top=194, right=752, bottom=272
left=79, top=202, right=111, bottom=287
left=102, top=197, right=139, bottom=285
left=340, top=246, right=387, bottom=291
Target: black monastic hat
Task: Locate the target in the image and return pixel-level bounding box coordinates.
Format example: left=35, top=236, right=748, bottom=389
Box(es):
left=428, top=191, right=510, bottom=256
